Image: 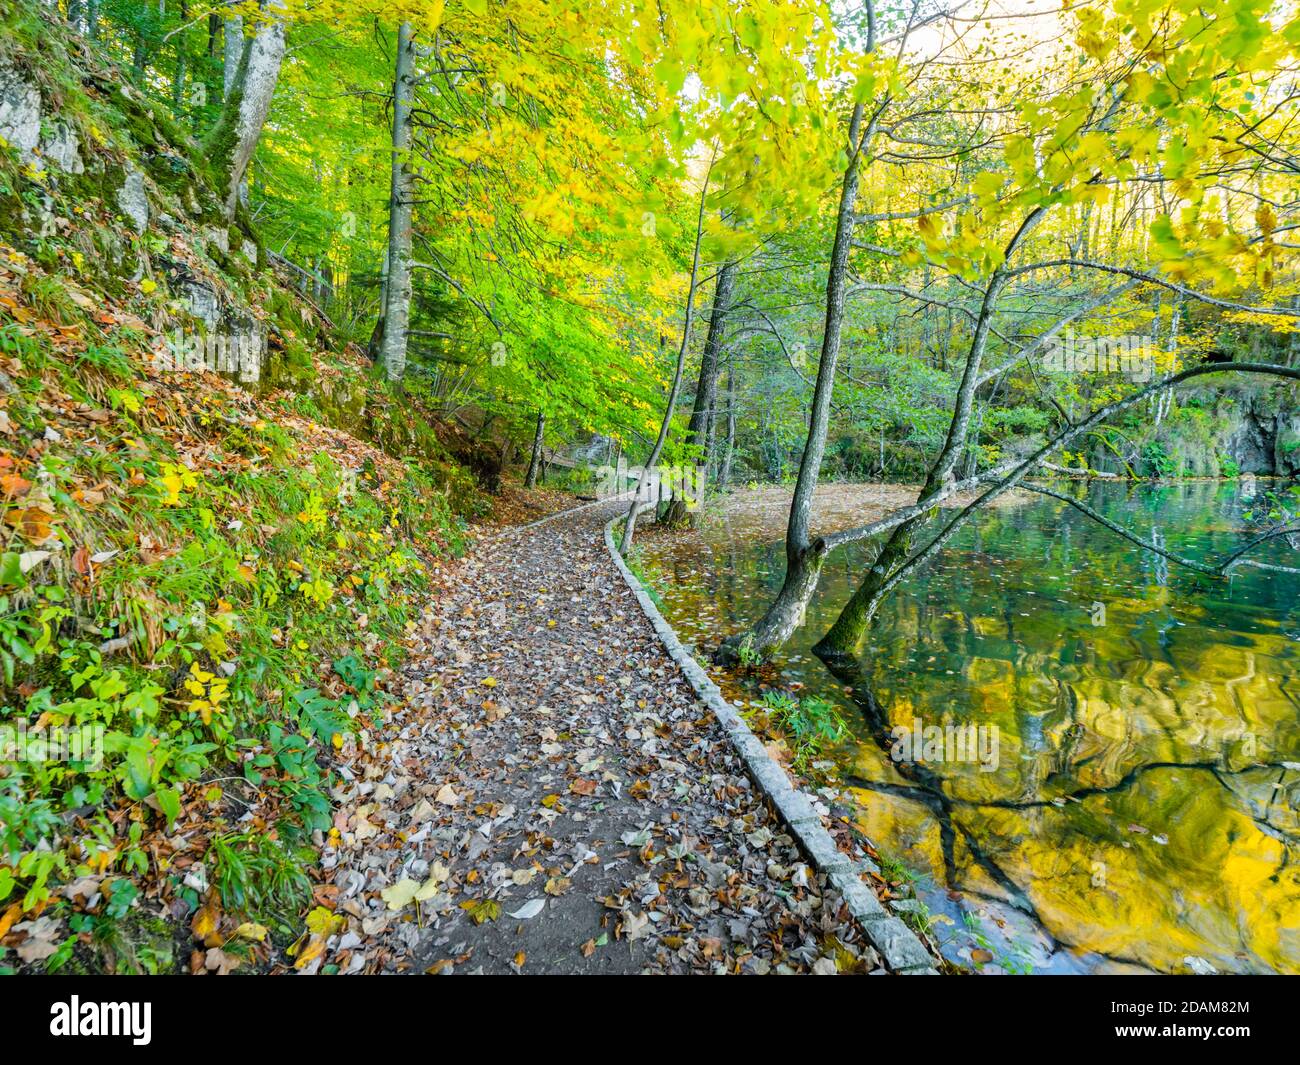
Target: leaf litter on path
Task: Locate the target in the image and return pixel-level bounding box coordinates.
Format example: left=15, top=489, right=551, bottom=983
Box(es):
left=316, top=503, right=891, bottom=975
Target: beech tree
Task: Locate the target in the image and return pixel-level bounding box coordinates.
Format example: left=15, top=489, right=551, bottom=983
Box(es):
left=204, top=0, right=285, bottom=222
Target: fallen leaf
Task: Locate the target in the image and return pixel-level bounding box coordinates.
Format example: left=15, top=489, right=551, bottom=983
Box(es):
left=305, top=906, right=345, bottom=936
left=381, top=879, right=420, bottom=911
left=18, top=550, right=51, bottom=573
left=292, top=937, right=325, bottom=971
left=460, top=898, right=500, bottom=925
left=191, top=902, right=220, bottom=941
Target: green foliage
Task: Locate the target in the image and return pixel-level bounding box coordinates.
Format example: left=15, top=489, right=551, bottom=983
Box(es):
left=207, top=830, right=313, bottom=927
left=735, top=634, right=763, bottom=669
left=757, top=691, right=849, bottom=772
left=622, top=545, right=666, bottom=612
left=1140, top=440, right=1177, bottom=479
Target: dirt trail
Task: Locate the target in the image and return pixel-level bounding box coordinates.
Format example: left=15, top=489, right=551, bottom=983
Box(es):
left=322, top=503, right=884, bottom=974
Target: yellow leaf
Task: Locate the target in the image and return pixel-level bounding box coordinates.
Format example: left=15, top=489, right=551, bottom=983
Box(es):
left=305, top=906, right=345, bottom=936
left=231, top=921, right=268, bottom=942
left=381, top=878, right=420, bottom=910
left=293, top=935, right=326, bottom=970
left=191, top=902, right=220, bottom=941
left=460, top=898, right=500, bottom=925
left=0, top=902, right=21, bottom=940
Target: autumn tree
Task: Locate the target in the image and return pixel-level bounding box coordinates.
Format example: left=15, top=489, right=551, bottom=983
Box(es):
left=723, top=0, right=1300, bottom=664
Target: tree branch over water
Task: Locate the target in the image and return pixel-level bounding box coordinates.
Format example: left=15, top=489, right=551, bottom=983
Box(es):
left=1021, top=484, right=1300, bottom=578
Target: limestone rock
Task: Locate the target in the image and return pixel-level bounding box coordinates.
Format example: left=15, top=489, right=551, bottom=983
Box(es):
left=180, top=279, right=220, bottom=331
left=40, top=122, right=83, bottom=174
left=116, top=167, right=149, bottom=233
left=0, top=61, right=40, bottom=162
left=203, top=226, right=229, bottom=255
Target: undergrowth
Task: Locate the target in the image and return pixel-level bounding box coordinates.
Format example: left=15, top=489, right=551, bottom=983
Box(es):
left=0, top=20, right=480, bottom=970
left=0, top=292, right=468, bottom=969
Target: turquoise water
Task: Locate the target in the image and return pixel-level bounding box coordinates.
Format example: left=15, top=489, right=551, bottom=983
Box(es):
left=643, top=481, right=1300, bottom=973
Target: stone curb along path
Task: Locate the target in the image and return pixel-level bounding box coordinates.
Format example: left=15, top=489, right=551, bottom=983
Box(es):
left=603, top=517, right=937, bottom=975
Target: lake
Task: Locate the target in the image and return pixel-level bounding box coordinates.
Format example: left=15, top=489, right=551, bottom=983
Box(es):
left=639, top=480, right=1300, bottom=974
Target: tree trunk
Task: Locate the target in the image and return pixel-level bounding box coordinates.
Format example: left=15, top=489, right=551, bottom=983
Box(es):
left=620, top=148, right=717, bottom=554
left=814, top=251, right=1027, bottom=658
left=205, top=2, right=284, bottom=222
left=719, top=359, right=736, bottom=487
left=367, top=247, right=389, bottom=362
left=715, top=103, right=866, bottom=664
left=524, top=410, right=545, bottom=488
left=172, top=3, right=189, bottom=111
left=662, top=258, right=736, bottom=526
left=811, top=528, right=913, bottom=663
left=379, top=22, right=415, bottom=384
left=222, top=13, right=243, bottom=100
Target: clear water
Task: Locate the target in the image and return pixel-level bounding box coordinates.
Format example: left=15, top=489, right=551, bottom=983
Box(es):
left=642, top=481, right=1300, bottom=974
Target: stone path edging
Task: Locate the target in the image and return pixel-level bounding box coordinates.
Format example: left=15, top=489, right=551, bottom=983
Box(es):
left=603, top=517, right=938, bottom=974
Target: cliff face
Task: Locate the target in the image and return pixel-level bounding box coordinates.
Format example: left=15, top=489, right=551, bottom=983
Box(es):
left=1191, top=385, right=1300, bottom=477
left=0, top=32, right=270, bottom=380
left=0, top=11, right=483, bottom=497
left=1074, top=379, right=1300, bottom=479
left=1269, top=403, right=1300, bottom=478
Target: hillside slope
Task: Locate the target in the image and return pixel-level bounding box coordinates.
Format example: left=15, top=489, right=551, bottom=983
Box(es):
left=0, top=11, right=492, bottom=973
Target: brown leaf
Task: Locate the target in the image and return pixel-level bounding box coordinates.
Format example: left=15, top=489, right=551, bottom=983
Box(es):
left=5, top=505, right=56, bottom=545
left=0, top=472, right=31, bottom=499
left=205, top=946, right=241, bottom=975
left=71, top=546, right=91, bottom=577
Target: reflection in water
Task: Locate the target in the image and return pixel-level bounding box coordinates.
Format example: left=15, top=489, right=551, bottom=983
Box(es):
left=643, top=481, right=1300, bottom=973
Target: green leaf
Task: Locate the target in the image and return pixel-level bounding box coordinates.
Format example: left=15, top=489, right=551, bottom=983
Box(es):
left=293, top=688, right=349, bottom=744
left=155, top=785, right=181, bottom=828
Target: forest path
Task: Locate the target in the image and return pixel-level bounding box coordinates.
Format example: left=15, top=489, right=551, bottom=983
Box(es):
left=323, top=501, right=879, bottom=974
